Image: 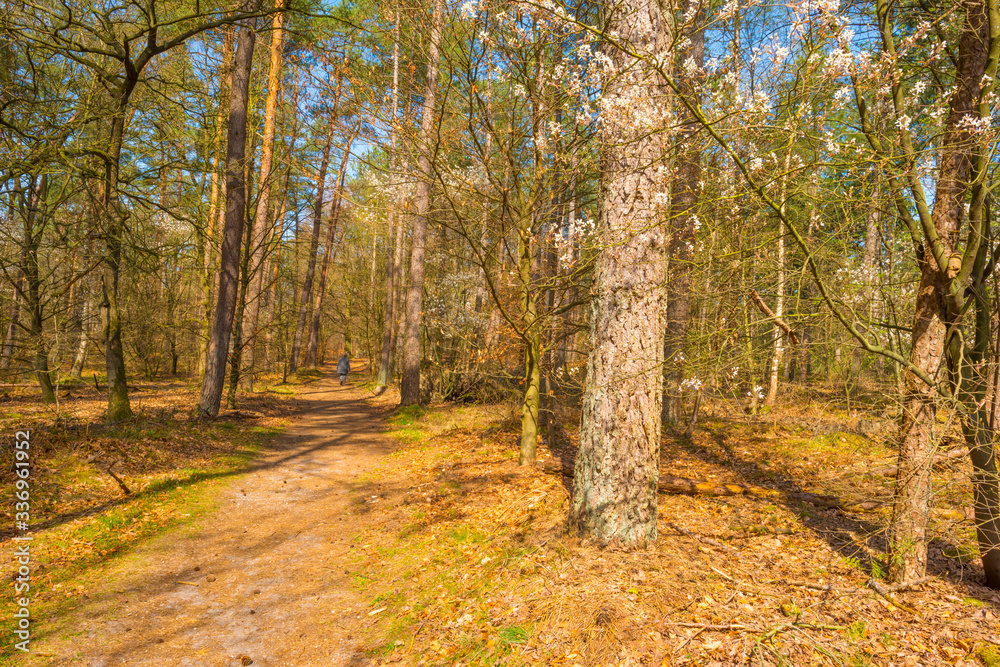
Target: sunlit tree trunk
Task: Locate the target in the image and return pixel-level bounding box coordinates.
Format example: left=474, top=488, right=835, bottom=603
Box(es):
left=888, top=0, right=994, bottom=583
left=766, top=149, right=793, bottom=407
left=400, top=0, right=444, bottom=406
left=71, top=297, right=91, bottom=379
left=569, top=0, right=670, bottom=546
left=200, top=25, right=235, bottom=378
left=377, top=8, right=402, bottom=392
left=198, top=19, right=256, bottom=417
left=242, top=4, right=284, bottom=390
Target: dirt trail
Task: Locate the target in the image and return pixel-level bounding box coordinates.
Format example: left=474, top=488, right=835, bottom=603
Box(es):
left=44, top=373, right=394, bottom=666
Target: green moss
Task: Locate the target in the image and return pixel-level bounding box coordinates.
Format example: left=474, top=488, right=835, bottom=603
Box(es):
left=977, top=644, right=1000, bottom=667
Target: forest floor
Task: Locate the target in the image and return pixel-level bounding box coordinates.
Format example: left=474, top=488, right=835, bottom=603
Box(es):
left=2, top=371, right=1000, bottom=666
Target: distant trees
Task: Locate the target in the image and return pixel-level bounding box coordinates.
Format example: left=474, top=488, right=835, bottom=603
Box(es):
left=3, top=0, right=999, bottom=588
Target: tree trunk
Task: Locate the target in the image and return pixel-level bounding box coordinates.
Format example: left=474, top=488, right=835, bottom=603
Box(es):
left=400, top=0, right=444, bottom=406
left=200, top=25, right=235, bottom=378
left=889, top=0, right=991, bottom=583
left=569, top=0, right=670, bottom=547
left=662, top=0, right=704, bottom=426
left=519, top=227, right=540, bottom=465
left=102, top=104, right=134, bottom=422
left=241, top=4, right=284, bottom=390
left=197, top=19, right=257, bottom=417
left=21, top=176, right=55, bottom=403
left=376, top=9, right=403, bottom=392
left=766, top=149, right=793, bottom=407
left=306, top=131, right=357, bottom=368
left=71, top=297, right=91, bottom=379
left=289, top=111, right=338, bottom=374
left=2, top=275, right=23, bottom=370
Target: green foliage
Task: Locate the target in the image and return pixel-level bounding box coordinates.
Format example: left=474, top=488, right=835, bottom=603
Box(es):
left=498, top=625, right=530, bottom=646
left=846, top=620, right=867, bottom=643
left=977, top=644, right=1000, bottom=667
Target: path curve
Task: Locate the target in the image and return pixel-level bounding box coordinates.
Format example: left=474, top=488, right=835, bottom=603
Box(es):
left=51, top=373, right=393, bottom=667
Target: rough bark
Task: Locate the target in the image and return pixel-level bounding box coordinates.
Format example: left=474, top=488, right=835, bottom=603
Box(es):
left=400, top=0, right=444, bottom=406
left=889, top=0, right=992, bottom=583
left=569, top=0, right=670, bottom=547
left=200, top=25, right=235, bottom=378
left=197, top=19, right=257, bottom=417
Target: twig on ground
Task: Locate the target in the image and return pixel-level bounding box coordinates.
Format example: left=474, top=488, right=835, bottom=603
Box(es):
left=666, top=522, right=738, bottom=554
left=867, top=577, right=922, bottom=615
left=105, top=460, right=132, bottom=495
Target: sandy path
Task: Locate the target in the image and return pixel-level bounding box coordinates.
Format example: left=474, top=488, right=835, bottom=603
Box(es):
left=46, top=374, right=393, bottom=667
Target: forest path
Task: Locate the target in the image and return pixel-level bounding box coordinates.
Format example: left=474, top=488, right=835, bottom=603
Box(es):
left=47, top=371, right=393, bottom=667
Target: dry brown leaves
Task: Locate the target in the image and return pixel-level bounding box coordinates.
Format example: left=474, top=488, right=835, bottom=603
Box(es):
left=352, top=396, right=1000, bottom=667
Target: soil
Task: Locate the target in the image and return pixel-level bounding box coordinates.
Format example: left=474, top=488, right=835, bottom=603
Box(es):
left=39, top=374, right=389, bottom=666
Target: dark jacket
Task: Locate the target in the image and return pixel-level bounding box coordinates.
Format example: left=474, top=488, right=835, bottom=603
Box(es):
left=337, top=355, right=350, bottom=375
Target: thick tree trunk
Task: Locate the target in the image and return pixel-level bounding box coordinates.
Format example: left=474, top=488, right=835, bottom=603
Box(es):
left=197, top=19, right=257, bottom=417
left=241, top=5, right=284, bottom=390
left=200, top=25, right=235, bottom=378
left=569, top=0, right=670, bottom=547
left=305, top=132, right=356, bottom=368
left=102, top=106, right=134, bottom=422
left=400, top=0, right=444, bottom=406
left=889, top=0, right=992, bottom=583
left=289, top=112, right=337, bottom=374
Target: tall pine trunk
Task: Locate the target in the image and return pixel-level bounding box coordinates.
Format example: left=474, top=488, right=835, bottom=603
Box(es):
left=569, top=0, right=670, bottom=546
left=889, top=0, right=993, bottom=583
left=200, top=25, right=235, bottom=377
left=377, top=8, right=403, bottom=392
left=197, top=19, right=257, bottom=417
left=400, top=0, right=444, bottom=405
left=241, top=5, right=285, bottom=389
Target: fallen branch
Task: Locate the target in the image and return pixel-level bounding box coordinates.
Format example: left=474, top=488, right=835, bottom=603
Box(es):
left=779, top=579, right=837, bottom=593
left=666, top=522, right=738, bottom=554
left=867, top=577, right=921, bottom=616
left=749, top=290, right=800, bottom=344
left=868, top=447, right=968, bottom=477
left=541, top=459, right=883, bottom=512
left=105, top=460, right=132, bottom=496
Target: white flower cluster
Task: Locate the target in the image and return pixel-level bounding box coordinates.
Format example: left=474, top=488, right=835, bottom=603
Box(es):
left=680, top=378, right=704, bottom=392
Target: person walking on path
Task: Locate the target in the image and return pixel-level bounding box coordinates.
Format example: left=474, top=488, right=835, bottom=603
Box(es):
left=337, top=353, right=351, bottom=385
